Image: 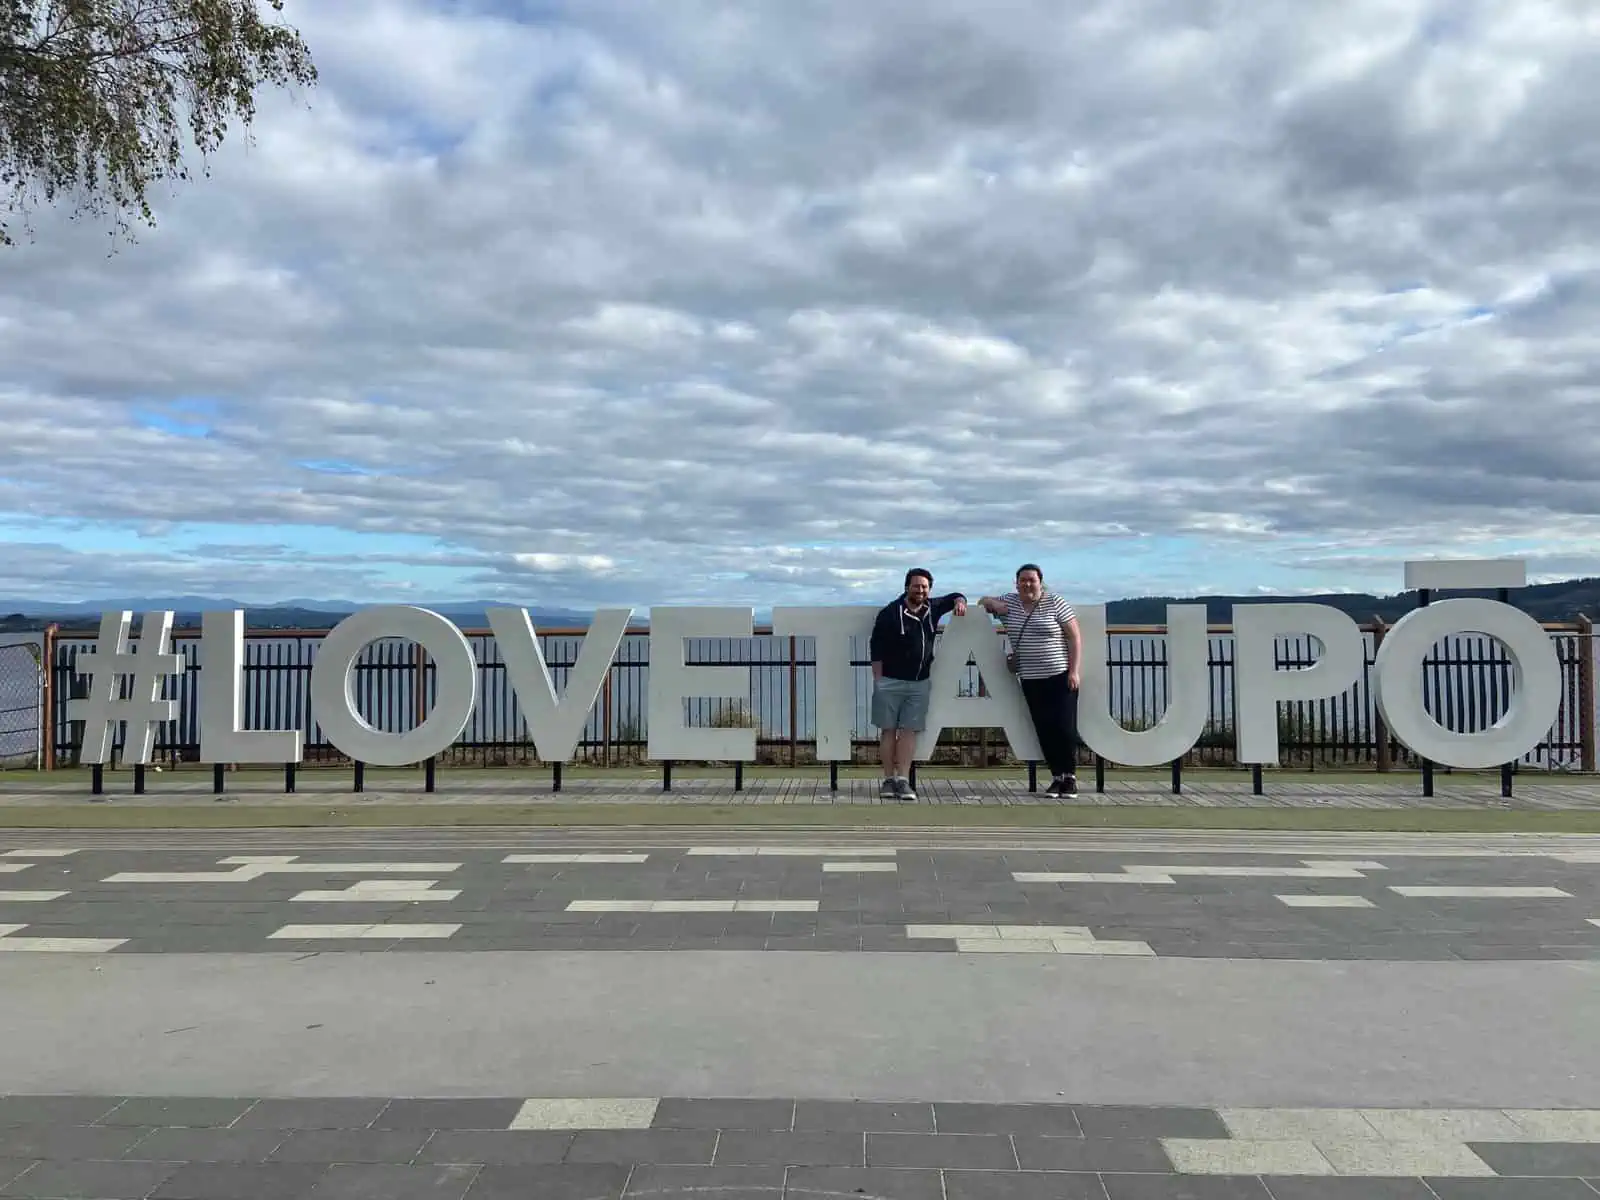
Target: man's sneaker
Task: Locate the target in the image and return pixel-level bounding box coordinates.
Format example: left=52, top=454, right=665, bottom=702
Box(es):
left=879, top=776, right=898, bottom=798
left=1046, top=774, right=1079, bottom=798
left=900, top=778, right=917, bottom=801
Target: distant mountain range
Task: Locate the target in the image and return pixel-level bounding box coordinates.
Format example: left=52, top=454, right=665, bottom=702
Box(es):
left=4, top=576, right=1600, bottom=632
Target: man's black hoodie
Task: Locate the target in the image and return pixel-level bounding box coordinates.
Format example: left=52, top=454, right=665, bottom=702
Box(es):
left=870, top=592, right=966, bottom=682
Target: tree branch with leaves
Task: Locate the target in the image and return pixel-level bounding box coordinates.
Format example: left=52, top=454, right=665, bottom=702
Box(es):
left=0, top=0, right=316, bottom=246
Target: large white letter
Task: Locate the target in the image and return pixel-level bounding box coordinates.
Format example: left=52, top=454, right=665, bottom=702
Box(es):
left=647, top=606, right=756, bottom=760
left=770, top=606, right=877, bottom=761
left=1373, top=597, right=1562, bottom=769
left=488, top=606, right=631, bottom=762
left=309, top=606, right=478, bottom=767
left=914, top=611, right=1042, bottom=762
left=1076, top=603, right=1210, bottom=765
left=1233, top=603, right=1366, bottom=764
left=199, top=610, right=302, bottom=764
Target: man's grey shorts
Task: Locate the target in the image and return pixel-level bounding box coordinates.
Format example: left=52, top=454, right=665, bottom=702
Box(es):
left=872, top=676, right=932, bottom=732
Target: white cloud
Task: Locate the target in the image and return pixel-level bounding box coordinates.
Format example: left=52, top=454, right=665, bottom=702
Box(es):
left=1, top=0, right=1598, bottom=608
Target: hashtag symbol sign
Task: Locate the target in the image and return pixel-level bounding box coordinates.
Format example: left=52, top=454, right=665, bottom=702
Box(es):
left=68, top=611, right=186, bottom=766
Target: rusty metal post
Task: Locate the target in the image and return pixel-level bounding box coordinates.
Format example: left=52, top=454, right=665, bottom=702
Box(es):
left=1579, top=614, right=1596, bottom=773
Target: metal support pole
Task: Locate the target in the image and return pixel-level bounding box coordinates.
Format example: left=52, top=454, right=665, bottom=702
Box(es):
left=663, top=761, right=673, bottom=792
left=1252, top=763, right=1264, bottom=795
left=1027, top=762, right=1038, bottom=793
left=1171, top=759, right=1182, bottom=794
left=552, top=762, right=562, bottom=793
left=1094, top=755, right=1105, bottom=793
left=213, top=764, right=225, bottom=795
left=354, top=761, right=365, bottom=793
left=829, top=761, right=839, bottom=792
left=284, top=763, right=296, bottom=793
left=133, top=764, right=145, bottom=795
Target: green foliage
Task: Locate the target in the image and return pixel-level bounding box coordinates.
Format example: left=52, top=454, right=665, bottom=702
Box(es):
left=0, top=0, right=316, bottom=246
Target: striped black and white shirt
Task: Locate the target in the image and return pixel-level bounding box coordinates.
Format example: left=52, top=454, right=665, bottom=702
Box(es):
left=1003, top=592, right=1075, bottom=680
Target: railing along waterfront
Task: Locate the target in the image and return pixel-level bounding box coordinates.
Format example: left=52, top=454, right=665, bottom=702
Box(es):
left=40, top=620, right=1599, bottom=773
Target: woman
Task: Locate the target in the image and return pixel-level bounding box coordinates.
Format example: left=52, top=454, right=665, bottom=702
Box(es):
left=979, top=563, right=1082, bottom=797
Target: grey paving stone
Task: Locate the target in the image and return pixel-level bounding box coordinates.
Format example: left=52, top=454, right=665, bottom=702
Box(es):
left=1100, top=1174, right=1273, bottom=1198
left=0, top=1157, right=183, bottom=1198
left=650, top=1099, right=794, bottom=1131
left=150, top=1161, right=331, bottom=1199
left=0, top=1125, right=153, bottom=1160
left=127, top=1126, right=289, bottom=1162
left=564, top=1130, right=717, bottom=1164
left=1257, top=1180, right=1437, bottom=1199
left=267, top=1128, right=431, bottom=1163
left=306, top=1162, right=480, bottom=1199
left=943, top=1168, right=1109, bottom=1199
left=785, top=1165, right=944, bottom=1200
left=371, top=1099, right=524, bottom=1131
left=933, top=1103, right=1081, bottom=1137
left=711, top=1131, right=864, bottom=1167
left=414, top=1131, right=573, bottom=1166
left=1469, top=1142, right=1600, bottom=1176
left=1424, top=1181, right=1600, bottom=1199
left=1013, top=1134, right=1172, bottom=1172
left=96, top=1097, right=257, bottom=1128
left=462, top=1163, right=629, bottom=1199
left=865, top=1132, right=1018, bottom=1170
left=619, top=1163, right=783, bottom=1196
left=235, top=1099, right=391, bottom=1129
left=0, top=1098, right=123, bottom=1128
left=1073, top=1105, right=1230, bottom=1139
left=792, top=1101, right=935, bottom=1132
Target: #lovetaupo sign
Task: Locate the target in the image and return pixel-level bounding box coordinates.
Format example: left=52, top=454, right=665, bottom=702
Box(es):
left=68, top=558, right=1560, bottom=773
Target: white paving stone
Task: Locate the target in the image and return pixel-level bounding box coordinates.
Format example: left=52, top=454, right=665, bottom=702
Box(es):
left=954, top=937, right=1057, bottom=952
left=510, top=1098, right=658, bottom=1129
left=290, top=880, right=461, bottom=902
left=1503, top=1109, right=1600, bottom=1141
left=503, top=854, right=650, bottom=863
left=107, top=860, right=463, bottom=884
left=1315, top=1139, right=1496, bottom=1176
left=1358, top=1107, right=1527, bottom=1142
left=1219, top=1108, right=1385, bottom=1141
left=1390, top=886, right=1571, bottom=898
left=0, top=892, right=67, bottom=902
left=1163, top=1138, right=1334, bottom=1175
left=0, top=936, right=127, bottom=952
left=821, top=861, right=897, bottom=872
left=1301, top=860, right=1387, bottom=870
left=0, top=866, right=31, bottom=875
left=906, top=924, right=1093, bottom=941
left=267, top=923, right=461, bottom=939
left=1, top=849, right=77, bottom=858
left=0, top=924, right=124, bottom=952
left=1276, top=895, right=1376, bottom=908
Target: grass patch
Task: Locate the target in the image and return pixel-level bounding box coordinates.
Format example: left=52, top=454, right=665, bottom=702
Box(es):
left=3, top=803, right=1600, bottom=833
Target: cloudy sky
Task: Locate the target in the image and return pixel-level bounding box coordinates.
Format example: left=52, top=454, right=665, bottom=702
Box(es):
left=2, top=0, right=1597, bottom=613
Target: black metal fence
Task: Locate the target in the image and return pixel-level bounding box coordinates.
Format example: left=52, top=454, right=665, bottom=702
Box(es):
left=44, top=621, right=1597, bottom=772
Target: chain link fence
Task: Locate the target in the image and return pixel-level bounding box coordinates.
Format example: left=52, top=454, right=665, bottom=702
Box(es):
left=0, top=638, right=43, bottom=768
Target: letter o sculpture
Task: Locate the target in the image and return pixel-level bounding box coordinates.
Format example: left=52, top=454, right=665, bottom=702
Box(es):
left=1372, top=598, right=1563, bottom=770
left=309, top=606, right=479, bottom=767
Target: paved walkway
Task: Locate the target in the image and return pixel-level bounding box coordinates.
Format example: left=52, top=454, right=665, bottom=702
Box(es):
left=6, top=768, right=1600, bottom=809
left=4, top=828, right=1600, bottom=1196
